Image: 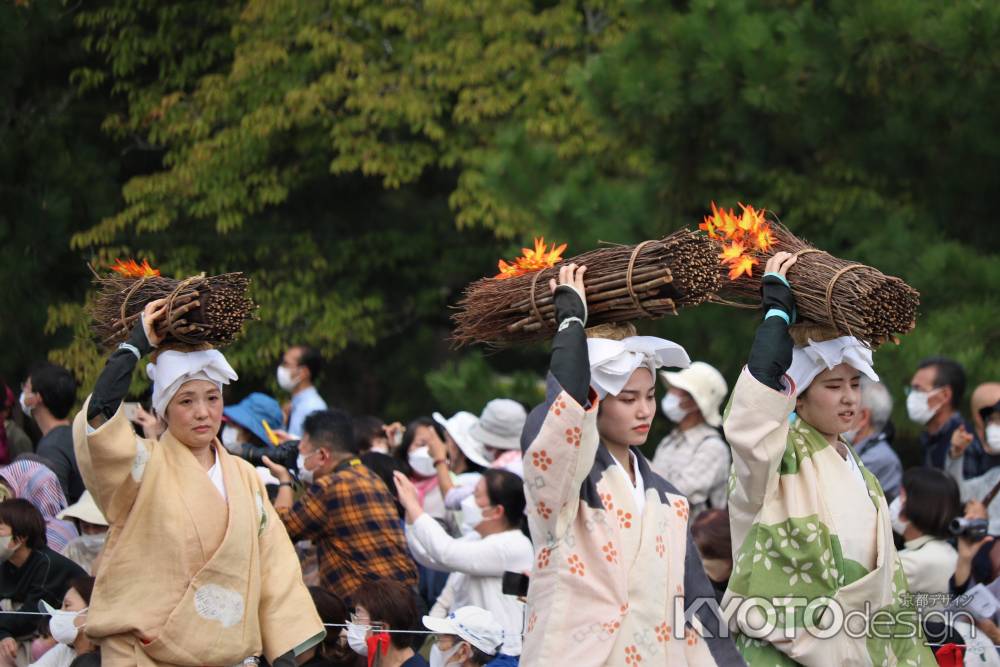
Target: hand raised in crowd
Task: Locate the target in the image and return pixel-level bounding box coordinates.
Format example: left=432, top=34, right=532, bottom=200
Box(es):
left=261, top=455, right=293, bottom=485
left=392, top=471, right=424, bottom=522
left=383, top=421, right=405, bottom=447
left=424, top=428, right=448, bottom=464
left=141, top=298, right=169, bottom=347
left=950, top=424, right=975, bottom=459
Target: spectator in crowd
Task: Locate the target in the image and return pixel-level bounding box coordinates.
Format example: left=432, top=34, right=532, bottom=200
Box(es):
left=650, top=361, right=730, bottom=519
left=970, top=383, right=1000, bottom=444
left=265, top=409, right=417, bottom=604
left=890, top=468, right=960, bottom=611
left=396, top=469, right=532, bottom=662
left=846, top=378, right=903, bottom=502
left=31, top=576, right=98, bottom=667
left=910, top=356, right=996, bottom=478
left=949, top=499, right=995, bottom=596
left=469, top=399, right=527, bottom=476
left=690, top=509, right=732, bottom=603
left=19, top=365, right=84, bottom=503
left=0, top=460, right=77, bottom=553
left=278, top=345, right=328, bottom=437
left=353, top=415, right=407, bottom=506
left=0, top=499, right=85, bottom=664
left=428, top=411, right=488, bottom=516
left=422, top=606, right=506, bottom=667
left=0, top=383, right=32, bottom=463
left=75, top=300, right=323, bottom=664
left=346, top=579, right=428, bottom=667
left=219, top=392, right=299, bottom=494
left=947, top=399, right=1000, bottom=535
left=298, top=587, right=359, bottom=667
left=55, top=492, right=108, bottom=575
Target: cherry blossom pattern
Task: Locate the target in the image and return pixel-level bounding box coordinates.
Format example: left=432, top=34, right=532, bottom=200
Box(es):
left=624, top=645, right=643, bottom=665
left=537, top=548, right=551, bottom=569
left=655, top=622, right=672, bottom=643
left=673, top=498, right=689, bottom=521
left=535, top=501, right=553, bottom=520
left=551, top=398, right=568, bottom=416
left=565, top=426, right=582, bottom=447
left=531, top=450, right=553, bottom=471
left=567, top=554, right=585, bottom=576
left=655, top=535, right=666, bottom=558
left=602, top=541, right=619, bottom=564
left=602, top=619, right=621, bottom=636
left=685, top=628, right=699, bottom=646
left=599, top=492, right=615, bottom=511
left=617, top=508, right=633, bottom=529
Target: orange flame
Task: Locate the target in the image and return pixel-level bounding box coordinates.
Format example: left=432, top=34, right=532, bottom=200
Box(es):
left=110, top=258, right=160, bottom=278
left=494, top=237, right=568, bottom=280
left=699, top=202, right=773, bottom=281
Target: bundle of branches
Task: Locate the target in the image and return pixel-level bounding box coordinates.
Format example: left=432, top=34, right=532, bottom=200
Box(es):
left=452, top=230, right=721, bottom=347
left=89, top=260, right=257, bottom=351
left=701, top=206, right=919, bottom=347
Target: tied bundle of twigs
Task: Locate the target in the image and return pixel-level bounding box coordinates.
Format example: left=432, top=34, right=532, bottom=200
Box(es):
left=452, top=230, right=721, bottom=347
left=715, top=223, right=919, bottom=347
left=89, top=269, right=257, bottom=351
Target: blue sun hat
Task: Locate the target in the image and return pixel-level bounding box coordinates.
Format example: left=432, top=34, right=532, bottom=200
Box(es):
left=223, top=392, right=284, bottom=445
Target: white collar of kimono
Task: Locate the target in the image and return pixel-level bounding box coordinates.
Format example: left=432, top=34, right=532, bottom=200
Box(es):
left=788, top=336, right=878, bottom=397
left=146, top=349, right=238, bottom=416
left=587, top=336, right=690, bottom=399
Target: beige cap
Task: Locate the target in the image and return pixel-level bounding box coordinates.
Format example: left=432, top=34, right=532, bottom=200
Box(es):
left=660, top=362, right=728, bottom=428
left=56, top=490, right=108, bottom=527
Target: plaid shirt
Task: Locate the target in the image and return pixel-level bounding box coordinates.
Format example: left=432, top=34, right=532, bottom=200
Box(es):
left=277, top=458, right=416, bottom=603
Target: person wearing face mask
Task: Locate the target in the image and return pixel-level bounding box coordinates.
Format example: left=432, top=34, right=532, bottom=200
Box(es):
left=650, top=362, right=730, bottom=519
left=74, top=298, right=324, bottom=665
left=428, top=411, right=489, bottom=516
left=422, top=607, right=505, bottom=667
left=945, top=399, right=1000, bottom=538
left=724, top=253, right=935, bottom=665
left=219, top=392, right=300, bottom=491
left=30, top=576, right=98, bottom=667
left=0, top=499, right=85, bottom=664
left=277, top=345, right=328, bottom=438
left=395, top=469, right=532, bottom=661
left=20, top=364, right=84, bottom=503
left=844, top=378, right=903, bottom=503
left=345, top=580, right=428, bottom=667
left=55, top=492, right=108, bottom=576
left=0, top=460, right=78, bottom=553
left=909, top=356, right=996, bottom=479
left=519, top=264, right=743, bottom=666
left=264, top=410, right=416, bottom=605
left=888, top=468, right=960, bottom=612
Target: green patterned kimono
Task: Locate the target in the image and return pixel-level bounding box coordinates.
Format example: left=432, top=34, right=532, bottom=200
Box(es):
left=723, top=369, right=937, bottom=666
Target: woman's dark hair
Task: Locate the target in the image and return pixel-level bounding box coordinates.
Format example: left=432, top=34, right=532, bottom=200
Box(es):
left=69, top=576, right=96, bottom=605
left=353, top=415, right=385, bottom=453
left=468, top=645, right=496, bottom=665
left=394, top=416, right=445, bottom=474
left=352, top=579, right=422, bottom=650
left=308, top=586, right=352, bottom=658
left=901, top=467, right=961, bottom=538
left=691, top=509, right=732, bottom=561
left=483, top=469, right=526, bottom=530
left=0, top=498, right=47, bottom=549
left=451, top=446, right=485, bottom=476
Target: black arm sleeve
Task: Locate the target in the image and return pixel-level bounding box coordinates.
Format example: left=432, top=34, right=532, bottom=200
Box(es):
left=86, top=322, right=153, bottom=421
left=549, top=286, right=590, bottom=406
left=747, top=276, right=796, bottom=392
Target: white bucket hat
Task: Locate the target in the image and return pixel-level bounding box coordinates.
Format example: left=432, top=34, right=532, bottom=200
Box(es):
left=469, top=399, right=527, bottom=451
left=433, top=411, right=491, bottom=468
left=56, top=490, right=108, bottom=527
left=423, top=606, right=505, bottom=655
left=659, top=361, right=728, bottom=428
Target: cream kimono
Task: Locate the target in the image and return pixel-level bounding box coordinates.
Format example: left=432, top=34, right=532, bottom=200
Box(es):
left=521, top=375, right=745, bottom=667
left=73, top=398, right=324, bottom=666
left=724, top=368, right=936, bottom=666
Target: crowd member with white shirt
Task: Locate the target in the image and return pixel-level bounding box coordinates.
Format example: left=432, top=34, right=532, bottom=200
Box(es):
left=650, top=361, right=730, bottom=519
left=277, top=345, right=327, bottom=437
left=394, top=468, right=532, bottom=663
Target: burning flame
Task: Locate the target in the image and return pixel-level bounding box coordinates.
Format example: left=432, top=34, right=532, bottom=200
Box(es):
left=110, top=258, right=160, bottom=278
left=494, top=237, right=568, bottom=280
left=700, top=202, right=774, bottom=280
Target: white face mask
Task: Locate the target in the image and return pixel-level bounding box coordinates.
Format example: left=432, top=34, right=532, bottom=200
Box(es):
left=220, top=425, right=242, bottom=453
left=985, top=424, right=1000, bottom=454
left=78, top=533, right=106, bottom=550
left=660, top=393, right=690, bottom=423
left=49, top=608, right=85, bottom=645
left=296, top=453, right=316, bottom=485
left=889, top=495, right=909, bottom=535
left=460, top=493, right=487, bottom=534
left=408, top=446, right=437, bottom=478
left=276, top=366, right=299, bottom=393
left=0, top=535, right=17, bottom=562
left=906, top=389, right=940, bottom=426
left=346, top=621, right=368, bottom=656
left=18, top=391, right=33, bottom=418
left=430, top=642, right=466, bottom=667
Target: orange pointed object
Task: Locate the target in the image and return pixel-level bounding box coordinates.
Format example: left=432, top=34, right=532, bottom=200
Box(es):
left=110, top=258, right=160, bottom=278
left=493, top=237, right=567, bottom=280
left=700, top=201, right=775, bottom=282
left=728, top=255, right=759, bottom=280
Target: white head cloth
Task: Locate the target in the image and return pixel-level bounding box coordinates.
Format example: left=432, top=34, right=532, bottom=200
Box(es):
left=587, top=336, right=691, bottom=399
left=146, top=349, right=238, bottom=416
left=787, top=336, right=878, bottom=397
